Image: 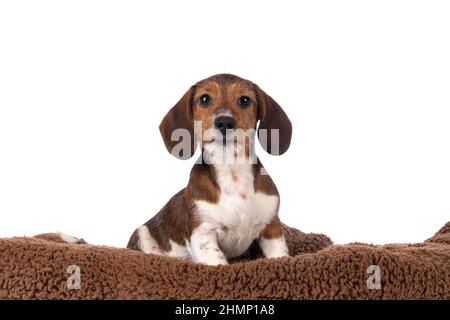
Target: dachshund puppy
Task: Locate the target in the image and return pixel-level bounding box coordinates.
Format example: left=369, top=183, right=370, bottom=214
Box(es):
left=127, top=74, right=292, bottom=265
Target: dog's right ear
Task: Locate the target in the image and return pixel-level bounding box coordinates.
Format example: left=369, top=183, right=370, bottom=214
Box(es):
left=159, top=86, right=197, bottom=159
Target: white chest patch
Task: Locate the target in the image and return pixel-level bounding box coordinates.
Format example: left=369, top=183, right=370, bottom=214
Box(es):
left=194, top=160, right=279, bottom=258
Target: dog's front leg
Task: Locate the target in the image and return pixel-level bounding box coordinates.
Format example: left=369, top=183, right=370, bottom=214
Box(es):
left=258, top=219, right=289, bottom=259
left=190, top=222, right=228, bottom=265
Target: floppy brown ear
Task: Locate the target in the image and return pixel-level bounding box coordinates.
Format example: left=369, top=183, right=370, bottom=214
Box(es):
left=159, top=86, right=197, bottom=159
left=255, top=85, right=292, bottom=155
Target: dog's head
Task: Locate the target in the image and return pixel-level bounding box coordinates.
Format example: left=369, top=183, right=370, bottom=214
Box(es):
left=159, top=74, right=292, bottom=159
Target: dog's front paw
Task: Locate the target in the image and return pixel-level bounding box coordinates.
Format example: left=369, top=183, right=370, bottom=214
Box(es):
left=204, top=259, right=229, bottom=266
left=259, top=236, right=289, bottom=259
left=195, top=253, right=229, bottom=266
left=193, top=251, right=229, bottom=266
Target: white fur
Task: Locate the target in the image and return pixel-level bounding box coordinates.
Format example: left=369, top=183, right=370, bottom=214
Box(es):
left=137, top=226, right=190, bottom=259
left=189, top=222, right=228, bottom=265
left=259, top=236, right=289, bottom=258
left=192, top=141, right=284, bottom=263
left=165, top=240, right=189, bottom=259
left=137, top=225, right=162, bottom=255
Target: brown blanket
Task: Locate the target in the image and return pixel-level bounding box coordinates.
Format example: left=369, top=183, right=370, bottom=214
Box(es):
left=0, top=222, right=449, bottom=299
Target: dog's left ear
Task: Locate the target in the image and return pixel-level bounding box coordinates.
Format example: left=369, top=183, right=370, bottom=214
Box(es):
left=159, top=86, right=197, bottom=159
left=255, top=84, right=292, bottom=155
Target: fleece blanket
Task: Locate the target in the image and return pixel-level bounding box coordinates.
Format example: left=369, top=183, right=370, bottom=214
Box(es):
left=0, top=222, right=449, bottom=299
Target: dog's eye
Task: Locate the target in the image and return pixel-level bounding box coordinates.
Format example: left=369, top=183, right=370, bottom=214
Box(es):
left=238, top=96, right=251, bottom=108
left=199, top=94, right=212, bottom=107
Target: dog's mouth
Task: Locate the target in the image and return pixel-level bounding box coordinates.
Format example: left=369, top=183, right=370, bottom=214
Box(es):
left=202, top=138, right=215, bottom=144
left=203, top=135, right=237, bottom=145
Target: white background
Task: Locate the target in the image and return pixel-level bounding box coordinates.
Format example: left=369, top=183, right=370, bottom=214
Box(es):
left=1, top=1, right=449, bottom=248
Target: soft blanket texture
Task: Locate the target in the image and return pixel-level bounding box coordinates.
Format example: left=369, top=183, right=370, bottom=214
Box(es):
left=0, top=222, right=449, bottom=299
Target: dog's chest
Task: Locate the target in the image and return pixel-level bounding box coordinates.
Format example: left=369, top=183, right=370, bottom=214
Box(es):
left=194, top=164, right=279, bottom=258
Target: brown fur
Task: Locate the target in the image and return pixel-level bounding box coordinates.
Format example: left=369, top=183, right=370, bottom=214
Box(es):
left=255, top=84, right=292, bottom=155
left=253, top=160, right=279, bottom=196
left=261, top=217, right=284, bottom=239
left=159, top=87, right=196, bottom=159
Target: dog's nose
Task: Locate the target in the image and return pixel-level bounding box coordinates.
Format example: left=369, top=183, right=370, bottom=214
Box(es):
left=214, top=116, right=236, bottom=134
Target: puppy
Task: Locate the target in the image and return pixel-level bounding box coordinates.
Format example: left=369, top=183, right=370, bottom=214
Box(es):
left=127, top=74, right=292, bottom=265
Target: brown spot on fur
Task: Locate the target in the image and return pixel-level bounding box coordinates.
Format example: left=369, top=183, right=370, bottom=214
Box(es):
left=187, top=163, right=220, bottom=203
left=253, top=159, right=279, bottom=196
left=261, top=217, right=283, bottom=239
left=231, top=172, right=238, bottom=182
left=239, top=192, right=247, bottom=200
